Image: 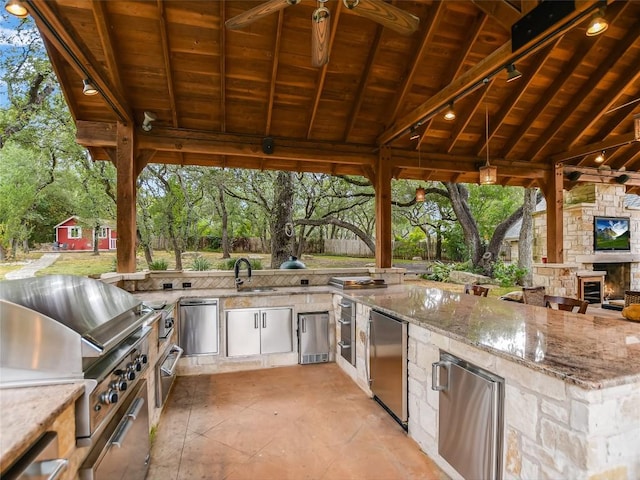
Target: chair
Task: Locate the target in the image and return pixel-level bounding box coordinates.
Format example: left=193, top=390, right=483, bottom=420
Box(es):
left=624, top=290, right=640, bottom=307
left=464, top=284, right=489, bottom=297
left=544, top=295, right=589, bottom=314
left=522, top=286, right=546, bottom=307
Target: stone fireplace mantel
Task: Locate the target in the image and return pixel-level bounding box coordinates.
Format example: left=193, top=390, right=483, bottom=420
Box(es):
left=576, top=253, right=640, bottom=263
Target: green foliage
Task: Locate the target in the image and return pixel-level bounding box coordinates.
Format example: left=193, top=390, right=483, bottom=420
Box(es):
left=217, top=257, right=263, bottom=270
left=393, top=240, right=423, bottom=260
left=191, top=256, right=213, bottom=271
left=148, top=259, right=169, bottom=271
left=492, top=259, right=528, bottom=287
left=426, top=261, right=454, bottom=282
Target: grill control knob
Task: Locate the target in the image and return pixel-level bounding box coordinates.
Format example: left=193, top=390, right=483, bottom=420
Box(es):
left=110, top=379, right=128, bottom=391
left=139, top=354, right=148, bottom=365
left=134, top=360, right=142, bottom=372
left=115, top=368, right=135, bottom=381
left=100, top=390, right=118, bottom=405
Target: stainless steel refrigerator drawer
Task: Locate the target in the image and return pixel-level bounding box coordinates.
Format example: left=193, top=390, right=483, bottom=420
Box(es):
left=433, top=352, right=504, bottom=480
left=298, top=312, right=330, bottom=364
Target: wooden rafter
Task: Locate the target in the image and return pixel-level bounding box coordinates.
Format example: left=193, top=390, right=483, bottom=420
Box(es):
left=91, top=1, right=124, bottom=99
left=607, top=143, right=638, bottom=170
left=28, top=0, right=132, bottom=122
left=549, top=132, right=637, bottom=163
left=41, top=36, right=78, bottom=119
left=156, top=1, right=178, bottom=128
left=220, top=1, right=226, bottom=133
left=307, top=2, right=342, bottom=138
left=445, top=81, right=493, bottom=154
left=386, top=1, right=445, bottom=124
left=470, top=0, right=522, bottom=31
left=524, top=18, right=640, bottom=160
left=344, top=26, right=383, bottom=142
left=266, top=10, right=284, bottom=136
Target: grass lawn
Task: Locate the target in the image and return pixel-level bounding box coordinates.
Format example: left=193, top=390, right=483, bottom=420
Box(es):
left=2, top=250, right=516, bottom=298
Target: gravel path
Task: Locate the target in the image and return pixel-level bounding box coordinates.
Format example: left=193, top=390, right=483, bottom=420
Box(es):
left=5, top=253, right=60, bottom=279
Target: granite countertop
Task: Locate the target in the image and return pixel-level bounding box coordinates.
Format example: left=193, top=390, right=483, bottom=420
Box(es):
left=134, top=285, right=332, bottom=304
left=345, top=285, right=640, bottom=389
left=0, top=382, right=84, bottom=472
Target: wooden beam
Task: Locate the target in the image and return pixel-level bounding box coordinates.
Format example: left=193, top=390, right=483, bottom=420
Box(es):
left=471, top=0, right=522, bottom=31
left=91, top=1, right=125, bottom=102
left=524, top=18, right=640, bottom=160
left=379, top=1, right=599, bottom=146
left=548, top=132, right=637, bottom=163
left=445, top=80, right=493, bottom=153
left=375, top=146, right=393, bottom=268
left=28, top=0, right=132, bottom=123
left=542, top=164, right=564, bottom=264
left=266, top=9, right=284, bottom=136
left=219, top=1, right=227, bottom=133
left=116, top=122, right=137, bottom=273
left=156, top=0, right=178, bottom=128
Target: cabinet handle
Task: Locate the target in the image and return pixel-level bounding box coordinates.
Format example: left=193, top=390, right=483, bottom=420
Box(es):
left=262, top=312, right=266, bottom=328
left=431, top=361, right=449, bottom=391
left=301, top=318, right=306, bottom=333
left=254, top=313, right=259, bottom=329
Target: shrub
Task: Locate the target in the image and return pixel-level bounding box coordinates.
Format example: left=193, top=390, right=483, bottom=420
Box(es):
left=426, top=261, right=454, bottom=282
left=492, top=259, right=527, bottom=287
left=148, top=259, right=169, bottom=271
left=191, top=256, right=213, bottom=271
left=217, top=257, right=263, bottom=270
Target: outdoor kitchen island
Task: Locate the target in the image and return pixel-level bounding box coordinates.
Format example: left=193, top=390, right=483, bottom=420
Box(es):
left=340, top=285, right=640, bottom=480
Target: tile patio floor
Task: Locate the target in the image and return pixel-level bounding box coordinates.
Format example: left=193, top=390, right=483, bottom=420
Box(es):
left=147, top=363, right=449, bottom=480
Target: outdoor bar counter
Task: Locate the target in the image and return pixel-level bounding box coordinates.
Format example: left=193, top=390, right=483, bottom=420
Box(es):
left=341, top=285, right=640, bottom=479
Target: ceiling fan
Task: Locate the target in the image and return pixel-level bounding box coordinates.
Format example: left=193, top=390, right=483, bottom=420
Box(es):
left=225, top=0, right=420, bottom=67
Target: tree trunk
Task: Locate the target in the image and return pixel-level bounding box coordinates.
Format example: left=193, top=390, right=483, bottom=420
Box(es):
left=136, top=228, right=153, bottom=266
left=217, top=184, right=230, bottom=259
left=270, top=171, right=294, bottom=269
left=92, top=225, right=100, bottom=256
left=444, top=183, right=484, bottom=266
left=519, top=187, right=536, bottom=286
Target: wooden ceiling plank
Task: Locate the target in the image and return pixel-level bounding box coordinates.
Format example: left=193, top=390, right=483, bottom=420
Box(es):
left=157, top=0, right=179, bottom=128
left=524, top=18, right=640, bottom=160
left=41, top=36, right=79, bottom=120
left=220, top=1, right=226, bottom=133
left=471, top=0, right=523, bottom=31
left=474, top=40, right=557, bottom=155
left=607, top=143, right=638, bottom=170
left=91, top=1, right=124, bottom=101
left=307, top=2, right=342, bottom=138
left=344, top=26, right=383, bottom=142
left=566, top=58, right=640, bottom=149
left=266, top=10, right=284, bottom=136
left=386, top=2, right=445, bottom=124
left=378, top=1, right=600, bottom=146
left=441, top=12, right=488, bottom=88
left=28, top=0, right=132, bottom=123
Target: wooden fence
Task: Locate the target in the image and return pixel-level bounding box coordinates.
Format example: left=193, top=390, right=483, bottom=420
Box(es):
left=324, top=239, right=373, bottom=257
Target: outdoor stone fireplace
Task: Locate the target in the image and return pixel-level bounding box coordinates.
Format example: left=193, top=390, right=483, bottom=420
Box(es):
left=530, top=184, right=640, bottom=302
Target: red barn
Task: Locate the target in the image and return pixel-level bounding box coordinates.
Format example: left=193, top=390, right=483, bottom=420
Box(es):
left=54, top=216, right=117, bottom=251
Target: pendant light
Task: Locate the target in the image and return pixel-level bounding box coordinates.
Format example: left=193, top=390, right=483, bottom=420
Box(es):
left=415, top=138, right=425, bottom=202
left=479, top=100, right=497, bottom=185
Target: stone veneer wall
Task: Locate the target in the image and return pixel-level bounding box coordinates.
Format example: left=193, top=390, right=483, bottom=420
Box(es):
left=407, top=324, right=640, bottom=480
left=532, top=184, right=640, bottom=297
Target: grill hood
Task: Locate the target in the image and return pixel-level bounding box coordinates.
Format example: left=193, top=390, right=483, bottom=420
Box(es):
left=0, top=275, right=151, bottom=387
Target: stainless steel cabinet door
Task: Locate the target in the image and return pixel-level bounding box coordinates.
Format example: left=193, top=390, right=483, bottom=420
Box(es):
left=261, top=308, right=292, bottom=354
left=226, top=310, right=261, bottom=357
left=179, top=303, right=218, bottom=356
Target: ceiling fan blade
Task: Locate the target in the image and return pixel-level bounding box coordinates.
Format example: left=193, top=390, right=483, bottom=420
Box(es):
left=311, top=6, right=330, bottom=67
left=346, top=0, right=419, bottom=35
left=225, top=0, right=300, bottom=30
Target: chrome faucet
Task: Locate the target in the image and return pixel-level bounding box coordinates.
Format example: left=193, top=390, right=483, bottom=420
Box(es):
left=234, top=257, right=252, bottom=287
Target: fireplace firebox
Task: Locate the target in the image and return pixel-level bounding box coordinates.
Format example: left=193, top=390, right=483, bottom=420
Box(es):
left=594, top=263, right=631, bottom=300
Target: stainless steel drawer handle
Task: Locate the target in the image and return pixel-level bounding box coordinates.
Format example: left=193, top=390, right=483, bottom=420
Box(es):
left=338, top=318, right=351, bottom=325
left=161, top=345, right=183, bottom=375
left=338, top=302, right=352, bottom=308
left=338, top=341, right=351, bottom=349
left=431, top=361, right=449, bottom=391
left=111, top=397, right=145, bottom=448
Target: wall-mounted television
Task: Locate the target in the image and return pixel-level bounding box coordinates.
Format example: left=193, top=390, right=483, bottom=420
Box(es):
left=594, top=216, right=631, bottom=251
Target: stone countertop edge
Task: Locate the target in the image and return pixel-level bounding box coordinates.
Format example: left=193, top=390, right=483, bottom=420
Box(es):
left=341, top=285, right=640, bottom=391
left=0, top=382, right=84, bottom=472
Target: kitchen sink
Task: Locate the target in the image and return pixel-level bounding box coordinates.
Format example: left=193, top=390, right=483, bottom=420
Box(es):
left=237, top=287, right=276, bottom=293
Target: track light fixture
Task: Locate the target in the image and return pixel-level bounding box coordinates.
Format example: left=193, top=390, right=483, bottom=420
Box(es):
left=409, top=127, right=420, bottom=141
left=4, top=0, right=28, bottom=18
left=595, top=151, right=605, bottom=163
left=505, top=63, right=522, bottom=83
left=82, top=79, right=98, bottom=96
left=586, top=6, right=608, bottom=37
left=443, top=103, right=456, bottom=121
left=142, top=111, right=157, bottom=132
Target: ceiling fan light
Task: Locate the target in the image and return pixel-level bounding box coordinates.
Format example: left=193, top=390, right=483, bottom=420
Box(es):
left=586, top=8, right=608, bottom=36
left=5, top=0, right=28, bottom=18
left=416, top=187, right=425, bottom=202
left=505, top=63, right=522, bottom=83
left=595, top=151, right=605, bottom=163
left=82, top=78, right=98, bottom=96
left=444, top=103, right=456, bottom=121
left=409, top=126, right=420, bottom=141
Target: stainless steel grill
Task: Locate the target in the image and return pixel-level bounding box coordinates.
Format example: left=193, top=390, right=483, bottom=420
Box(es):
left=0, top=275, right=156, bottom=446
left=328, top=276, right=387, bottom=290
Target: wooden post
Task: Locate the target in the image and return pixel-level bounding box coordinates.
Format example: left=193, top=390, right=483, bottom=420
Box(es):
left=542, top=163, right=564, bottom=264
left=375, top=146, right=393, bottom=268
left=116, top=122, right=137, bottom=273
